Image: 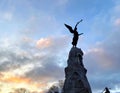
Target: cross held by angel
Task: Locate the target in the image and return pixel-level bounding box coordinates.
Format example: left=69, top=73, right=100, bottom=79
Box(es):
left=64, top=19, right=83, bottom=47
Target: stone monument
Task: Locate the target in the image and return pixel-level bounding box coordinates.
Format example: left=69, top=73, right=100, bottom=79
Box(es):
left=62, top=47, right=92, bottom=93
left=63, top=20, right=92, bottom=93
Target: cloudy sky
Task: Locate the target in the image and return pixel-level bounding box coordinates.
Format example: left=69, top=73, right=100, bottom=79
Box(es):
left=0, top=0, right=120, bottom=93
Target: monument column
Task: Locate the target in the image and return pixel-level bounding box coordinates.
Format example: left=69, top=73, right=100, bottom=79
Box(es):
left=62, top=47, right=92, bottom=93
left=63, top=20, right=92, bottom=93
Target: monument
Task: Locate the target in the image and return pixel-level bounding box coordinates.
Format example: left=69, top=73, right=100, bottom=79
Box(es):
left=63, top=20, right=92, bottom=93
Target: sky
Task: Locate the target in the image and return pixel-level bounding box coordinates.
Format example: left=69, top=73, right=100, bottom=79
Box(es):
left=0, top=0, right=120, bottom=93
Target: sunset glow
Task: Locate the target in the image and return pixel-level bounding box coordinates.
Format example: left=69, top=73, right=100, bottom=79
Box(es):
left=0, top=0, right=120, bottom=93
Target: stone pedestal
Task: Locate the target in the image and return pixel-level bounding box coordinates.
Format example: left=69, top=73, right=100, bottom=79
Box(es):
left=63, top=47, right=92, bottom=93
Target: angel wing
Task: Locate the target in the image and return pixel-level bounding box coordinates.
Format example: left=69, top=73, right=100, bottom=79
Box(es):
left=64, top=24, right=74, bottom=33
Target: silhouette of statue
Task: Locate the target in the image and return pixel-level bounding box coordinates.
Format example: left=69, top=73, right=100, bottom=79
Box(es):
left=64, top=19, right=83, bottom=47
left=105, top=87, right=110, bottom=93
left=102, top=87, right=110, bottom=93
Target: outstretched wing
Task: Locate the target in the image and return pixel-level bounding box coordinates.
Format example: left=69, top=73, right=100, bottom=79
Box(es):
left=64, top=24, right=74, bottom=33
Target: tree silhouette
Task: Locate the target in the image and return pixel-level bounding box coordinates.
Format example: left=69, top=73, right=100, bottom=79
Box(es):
left=47, top=80, right=64, bottom=93
left=9, top=88, right=30, bottom=93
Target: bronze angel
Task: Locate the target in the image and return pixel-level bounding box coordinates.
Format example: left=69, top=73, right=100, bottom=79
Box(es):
left=64, top=19, right=83, bottom=47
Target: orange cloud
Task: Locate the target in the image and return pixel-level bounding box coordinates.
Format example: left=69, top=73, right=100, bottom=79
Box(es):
left=36, top=38, right=52, bottom=48
left=0, top=66, right=53, bottom=92
left=4, top=76, right=31, bottom=83
left=0, top=72, right=49, bottom=93
left=0, top=72, right=3, bottom=77
left=0, top=73, right=4, bottom=82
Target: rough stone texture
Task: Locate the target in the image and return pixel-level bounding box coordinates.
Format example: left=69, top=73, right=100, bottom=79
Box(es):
left=63, top=47, right=92, bottom=93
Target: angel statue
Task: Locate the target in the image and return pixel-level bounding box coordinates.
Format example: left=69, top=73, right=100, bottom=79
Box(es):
left=64, top=19, right=83, bottom=47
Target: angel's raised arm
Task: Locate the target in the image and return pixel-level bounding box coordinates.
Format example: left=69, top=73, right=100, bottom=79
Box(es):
left=78, top=33, right=83, bottom=36
left=74, top=19, right=83, bottom=30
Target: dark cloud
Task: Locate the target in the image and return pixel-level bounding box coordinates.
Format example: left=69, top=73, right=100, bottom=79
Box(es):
left=0, top=36, right=68, bottom=85
left=24, top=36, right=69, bottom=82
left=0, top=45, right=32, bottom=71
left=84, top=29, right=120, bottom=92
left=25, top=55, right=64, bottom=82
